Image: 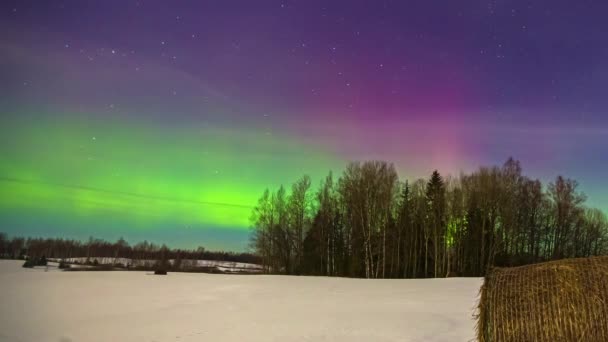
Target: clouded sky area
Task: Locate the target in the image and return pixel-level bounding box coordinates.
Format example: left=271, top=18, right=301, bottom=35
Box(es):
left=1, top=0, right=607, bottom=251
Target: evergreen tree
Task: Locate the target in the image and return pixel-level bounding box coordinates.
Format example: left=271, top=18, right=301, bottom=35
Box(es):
left=426, top=170, right=446, bottom=278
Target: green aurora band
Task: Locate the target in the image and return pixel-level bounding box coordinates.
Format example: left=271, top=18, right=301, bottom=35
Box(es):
left=0, top=113, right=342, bottom=250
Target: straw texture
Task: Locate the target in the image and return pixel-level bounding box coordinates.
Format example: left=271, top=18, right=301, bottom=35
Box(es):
left=477, top=256, right=608, bottom=342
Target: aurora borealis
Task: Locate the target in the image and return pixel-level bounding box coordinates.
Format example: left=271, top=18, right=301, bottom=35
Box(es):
left=2, top=1, right=607, bottom=251
left=0, top=113, right=341, bottom=250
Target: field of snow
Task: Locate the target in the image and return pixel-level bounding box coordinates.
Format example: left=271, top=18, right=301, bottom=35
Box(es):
left=0, top=260, right=482, bottom=342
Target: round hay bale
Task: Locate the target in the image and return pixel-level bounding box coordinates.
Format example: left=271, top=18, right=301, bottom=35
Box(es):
left=477, top=256, right=608, bottom=342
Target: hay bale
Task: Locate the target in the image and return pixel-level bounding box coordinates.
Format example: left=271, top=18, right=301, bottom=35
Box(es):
left=477, top=256, right=608, bottom=342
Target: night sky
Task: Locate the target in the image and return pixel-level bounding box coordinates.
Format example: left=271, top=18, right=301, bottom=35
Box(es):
left=1, top=1, right=607, bottom=251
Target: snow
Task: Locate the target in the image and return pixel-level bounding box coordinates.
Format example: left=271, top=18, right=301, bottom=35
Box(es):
left=0, top=260, right=482, bottom=342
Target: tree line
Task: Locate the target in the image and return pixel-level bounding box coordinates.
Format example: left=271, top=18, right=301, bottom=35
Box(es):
left=0, top=234, right=259, bottom=265
left=250, top=158, right=608, bottom=278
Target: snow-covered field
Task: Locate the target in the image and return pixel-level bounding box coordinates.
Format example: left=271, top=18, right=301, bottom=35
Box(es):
left=0, top=260, right=482, bottom=342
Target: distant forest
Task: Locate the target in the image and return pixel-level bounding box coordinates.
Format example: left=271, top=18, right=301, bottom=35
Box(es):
left=0, top=234, right=259, bottom=265
left=250, top=158, right=608, bottom=278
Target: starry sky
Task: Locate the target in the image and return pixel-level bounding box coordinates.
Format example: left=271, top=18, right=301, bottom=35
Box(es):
left=1, top=1, right=607, bottom=251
